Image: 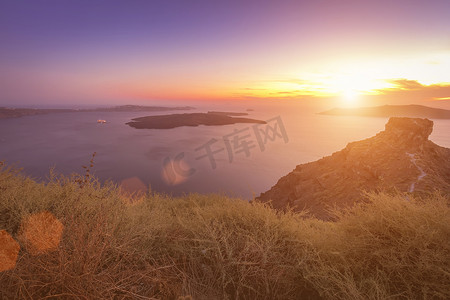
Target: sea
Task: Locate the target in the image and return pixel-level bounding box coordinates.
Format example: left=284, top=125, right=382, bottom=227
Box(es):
left=1, top=102, right=449, bottom=199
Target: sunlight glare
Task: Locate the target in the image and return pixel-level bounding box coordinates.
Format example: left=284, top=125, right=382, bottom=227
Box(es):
left=332, top=74, right=365, bottom=107
left=342, top=88, right=359, bottom=107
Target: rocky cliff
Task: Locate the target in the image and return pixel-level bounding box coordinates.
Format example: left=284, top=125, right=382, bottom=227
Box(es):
left=257, top=117, right=450, bottom=219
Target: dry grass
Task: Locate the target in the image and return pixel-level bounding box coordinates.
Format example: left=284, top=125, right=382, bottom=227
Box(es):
left=305, top=192, right=450, bottom=299
left=0, top=164, right=449, bottom=299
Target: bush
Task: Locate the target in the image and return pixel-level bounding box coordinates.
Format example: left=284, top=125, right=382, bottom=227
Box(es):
left=305, top=192, right=450, bottom=299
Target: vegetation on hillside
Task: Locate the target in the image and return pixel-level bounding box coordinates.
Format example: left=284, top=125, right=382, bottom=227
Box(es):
left=0, top=163, right=449, bottom=299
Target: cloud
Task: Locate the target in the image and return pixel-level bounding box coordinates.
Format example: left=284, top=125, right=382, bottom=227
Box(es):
left=367, top=79, right=450, bottom=106
left=384, top=79, right=424, bottom=90
left=274, top=90, right=304, bottom=95
left=378, top=79, right=450, bottom=97
left=231, top=91, right=315, bottom=101
left=242, top=87, right=268, bottom=91
left=231, top=78, right=450, bottom=109
left=275, top=79, right=310, bottom=85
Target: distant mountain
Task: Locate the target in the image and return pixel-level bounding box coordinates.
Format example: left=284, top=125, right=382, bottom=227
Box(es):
left=319, top=104, right=450, bottom=119
left=257, top=117, right=450, bottom=220
left=0, top=105, right=194, bottom=119
left=207, top=111, right=249, bottom=116
left=91, top=105, right=194, bottom=112
left=0, top=108, right=73, bottom=119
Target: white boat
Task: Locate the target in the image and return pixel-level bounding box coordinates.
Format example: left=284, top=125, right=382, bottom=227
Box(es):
left=97, top=119, right=107, bottom=124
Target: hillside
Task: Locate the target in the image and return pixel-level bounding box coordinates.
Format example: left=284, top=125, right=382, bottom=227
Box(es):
left=319, top=104, right=450, bottom=119
left=0, top=164, right=449, bottom=299
left=257, top=117, right=450, bottom=219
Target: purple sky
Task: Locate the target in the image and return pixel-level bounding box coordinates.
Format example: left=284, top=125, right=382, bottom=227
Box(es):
left=1, top=0, right=449, bottom=107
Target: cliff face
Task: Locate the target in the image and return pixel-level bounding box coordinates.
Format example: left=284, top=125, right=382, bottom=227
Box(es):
left=257, top=117, right=450, bottom=220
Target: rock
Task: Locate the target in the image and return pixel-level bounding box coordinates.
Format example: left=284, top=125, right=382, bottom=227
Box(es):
left=257, top=117, right=450, bottom=220
left=382, top=117, right=433, bottom=145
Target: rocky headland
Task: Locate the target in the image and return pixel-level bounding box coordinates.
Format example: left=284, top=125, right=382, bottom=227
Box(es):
left=257, top=117, right=450, bottom=219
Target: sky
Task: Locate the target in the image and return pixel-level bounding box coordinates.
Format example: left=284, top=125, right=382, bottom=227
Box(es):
left=0, top=0, right=449, bottom=108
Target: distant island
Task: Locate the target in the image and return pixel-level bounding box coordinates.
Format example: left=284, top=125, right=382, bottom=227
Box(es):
left=0, top=105, right=194, bottom=119
left=126, top=112, right=266, bottom=129
left=318, top=104, right=450, bottom=119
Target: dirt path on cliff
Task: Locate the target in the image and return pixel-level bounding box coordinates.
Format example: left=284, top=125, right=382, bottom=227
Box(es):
left=407, top=152, right=427, bottom=192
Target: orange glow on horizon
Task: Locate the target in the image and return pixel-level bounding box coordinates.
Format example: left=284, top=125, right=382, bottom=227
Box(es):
left=106, top=53, right=450, bottom=108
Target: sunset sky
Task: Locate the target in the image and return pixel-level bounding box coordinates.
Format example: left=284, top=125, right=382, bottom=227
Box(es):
left=1, top=0, right=449, bottom=108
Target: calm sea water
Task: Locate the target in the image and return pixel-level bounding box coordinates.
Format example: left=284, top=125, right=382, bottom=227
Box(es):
left=1, top=103, right=449, bottom=199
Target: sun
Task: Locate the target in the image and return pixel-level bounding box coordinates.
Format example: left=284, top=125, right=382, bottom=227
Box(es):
left=331, top=76, right=363, bottom=107
left=341, top=88, right=359, bottom=107
left=323, top=72, right=386, bottom=107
